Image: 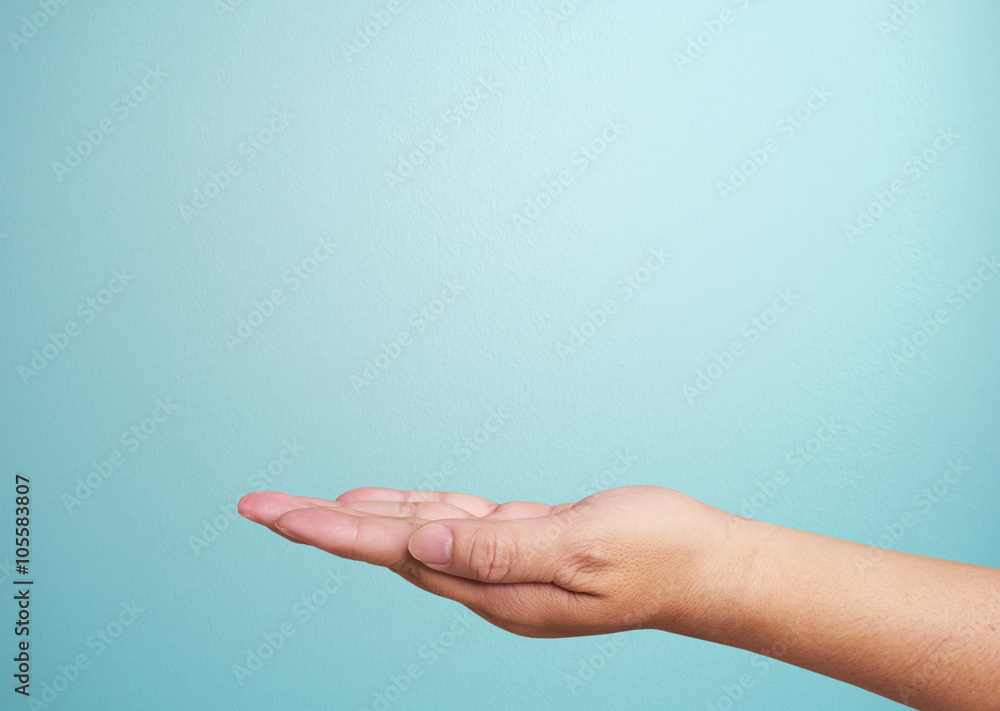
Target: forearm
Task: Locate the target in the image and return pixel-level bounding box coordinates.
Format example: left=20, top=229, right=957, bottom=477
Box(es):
left=679, top=517, right=1000, bottom=710
left=244, top=485, right=997, bottom=708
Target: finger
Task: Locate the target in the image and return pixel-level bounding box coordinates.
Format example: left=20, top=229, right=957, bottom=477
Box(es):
left=237, top=492, right=476, bottom=545
left=238, top=491, right=341, bottom=527
left=336, top=488, right=501, bottom=518
left=322, top=500, right=477, bottom=521
left=482, top=501, right=561, bottom=521
left=407, top=514, right=570, bottom=584
left=274, top=507, right=422, bottom=568
left=407, top=567, right=606, bottom=638
left=239, top=491, right=345, bottom=544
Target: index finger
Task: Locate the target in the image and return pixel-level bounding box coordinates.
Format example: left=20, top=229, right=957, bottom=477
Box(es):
left=336, top=487, right=502, bottom=518
left=274, top=507, right=422, bottom=569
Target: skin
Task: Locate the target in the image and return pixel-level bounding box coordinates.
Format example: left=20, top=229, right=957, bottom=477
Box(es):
left=238, top=485, right=1000, bottom=710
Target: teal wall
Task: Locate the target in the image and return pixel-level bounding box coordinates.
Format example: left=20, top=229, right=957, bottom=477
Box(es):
left=1, top=1, right=998, bottom=709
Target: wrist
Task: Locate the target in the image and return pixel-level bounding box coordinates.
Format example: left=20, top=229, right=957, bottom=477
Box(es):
left=650, top=505, right=779, bottom=649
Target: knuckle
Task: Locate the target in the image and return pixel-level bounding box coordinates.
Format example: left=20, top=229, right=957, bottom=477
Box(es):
left=482, top=597, right=545, bottom=637
left=556, top=538, right=614, bottom=591
left=396, top=558, right=421, bottom=578
left=471, top=527, right=515, bottom=583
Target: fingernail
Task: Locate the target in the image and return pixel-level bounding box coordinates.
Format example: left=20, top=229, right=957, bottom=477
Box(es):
left=239, top=511, right=259, bottom=523
left=408, top=525, right=452, bottom=566
left=274, top=524, right=304, bottom=543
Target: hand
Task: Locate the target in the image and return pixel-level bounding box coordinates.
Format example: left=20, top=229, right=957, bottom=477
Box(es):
left=238, top=485, right=749, bottom=639
left=240, top=485, right=1000, bottom=710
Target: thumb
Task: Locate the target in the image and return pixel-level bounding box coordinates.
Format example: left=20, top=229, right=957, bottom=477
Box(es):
left=408, top=515, right=567, bottom=584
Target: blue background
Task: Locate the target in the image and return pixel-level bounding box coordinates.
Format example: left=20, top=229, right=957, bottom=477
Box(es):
left=2, top=1, right=998, bottom=709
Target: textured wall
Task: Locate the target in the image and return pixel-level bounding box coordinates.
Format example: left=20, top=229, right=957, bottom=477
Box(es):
left=1, top=1, right=998, bottom=709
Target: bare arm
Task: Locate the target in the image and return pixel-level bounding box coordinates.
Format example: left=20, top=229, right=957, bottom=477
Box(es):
left=707, top=516, right=1000, bottom=710
left=239, top=485, right=1000, bottom=710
